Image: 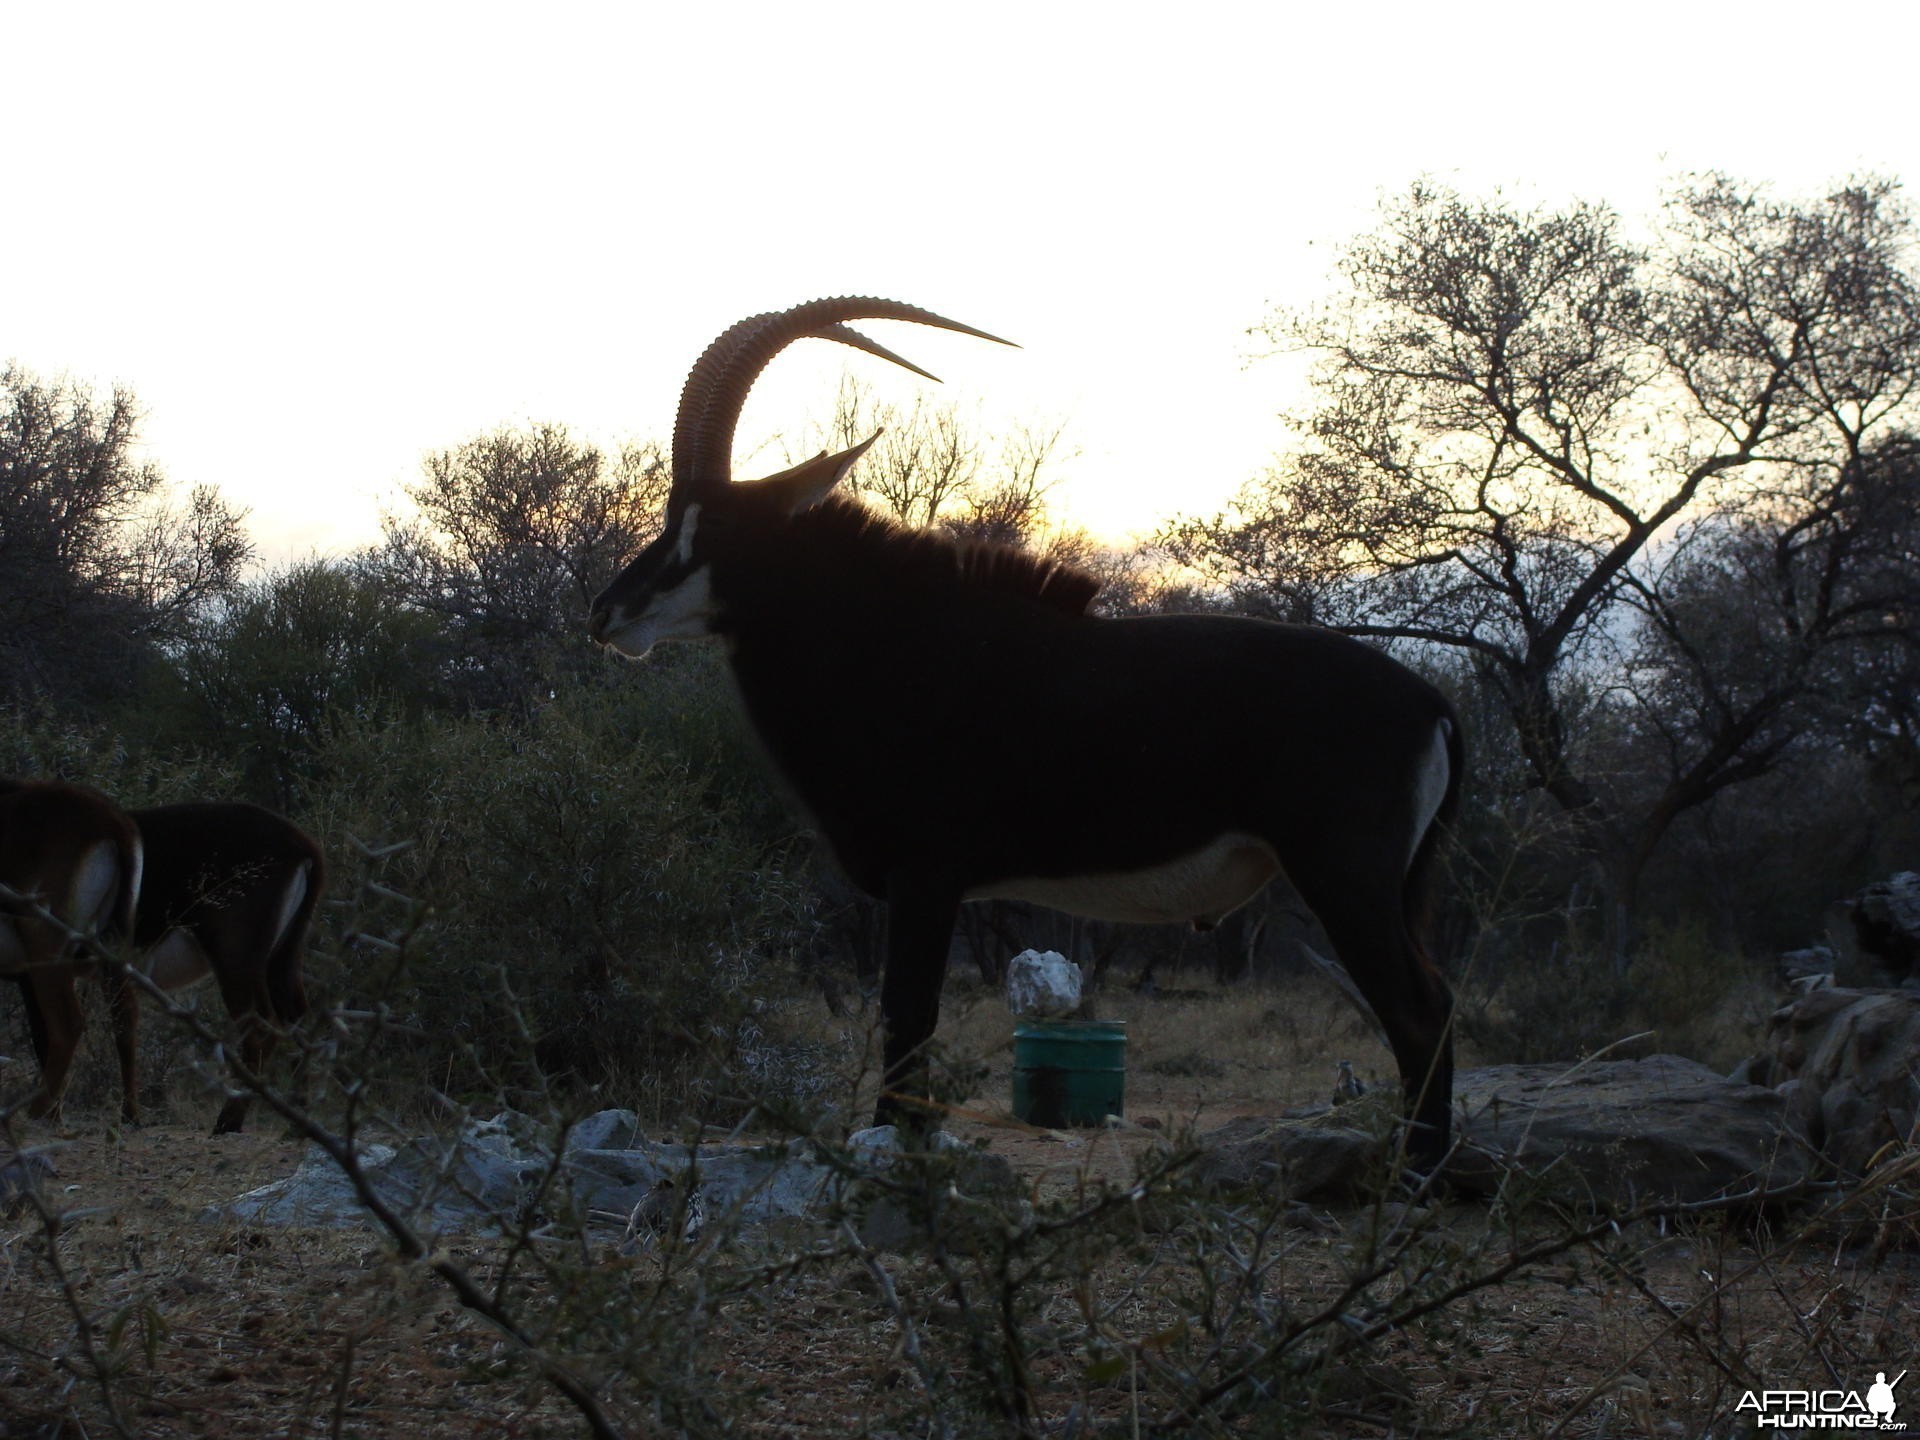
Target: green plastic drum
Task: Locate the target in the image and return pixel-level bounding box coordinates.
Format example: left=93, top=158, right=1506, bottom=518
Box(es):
left=1012, top=1019, right=1126, bottom=1127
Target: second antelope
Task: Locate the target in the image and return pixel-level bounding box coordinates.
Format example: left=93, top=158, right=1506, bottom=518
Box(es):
left=589, top=298, right=1462, bottom=1172
left=123, top=802, right=324, bottom=1134
left=2, top=786, right=323, bottom=1133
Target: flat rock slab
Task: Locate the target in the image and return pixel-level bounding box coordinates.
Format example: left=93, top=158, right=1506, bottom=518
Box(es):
left=1193, top=1116, right=1385, bottom=1200
left=1198, top=1056, right=1813, bottom=1208
left=1448, top=1057, right=1810, bottom=1205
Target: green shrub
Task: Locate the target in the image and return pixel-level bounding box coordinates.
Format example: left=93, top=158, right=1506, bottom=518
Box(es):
left=1622, top=917, right=1768, bottom=1070
left=1459, top=917, right=1762, bottom=1070
left=303, top=670, right=809, bottom=1118
left=0, top=705, right=241, bottom=803
left=1458, top=940, right=1636, bottom=1064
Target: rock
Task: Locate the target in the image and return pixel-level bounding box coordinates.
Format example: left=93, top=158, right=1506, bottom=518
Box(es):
left=1851, top=873, right=1920, bottom=981
left=1449, top=1058, right=1810, bottom=1206
left=207, top=1110, right=1017, bottom=1249
left=214, top=1114, right=566, bottom=1231
left=1779, top=946, right=1837, bottom=993
left=567, top=1134, right=837, bottom=1234
left=1726, top=1054, right=1771, bottom=1088
left=1193, top=1113, right=1386, bottom=1200
left=216, top=1116, right=837, bottom=1236
left=566, top=1109, right=644, bottom=1152
left=1196, top=1057, right=1813, bottom=1207
left=1006, top=949, right=1082, bottom=1017
left=1775, top=1078, right=1823, bottom=1154
left=1762, top=987, right=1920, bottom=1178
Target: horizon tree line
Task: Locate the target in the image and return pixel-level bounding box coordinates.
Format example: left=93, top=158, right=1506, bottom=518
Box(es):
left=4, top=173, right=1916, bottom=965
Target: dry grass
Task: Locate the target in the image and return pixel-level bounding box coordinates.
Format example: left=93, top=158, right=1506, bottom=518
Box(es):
left=3, top=977, right=1915, bottom=1438
left=801, top=966, right=1419, bottom=1124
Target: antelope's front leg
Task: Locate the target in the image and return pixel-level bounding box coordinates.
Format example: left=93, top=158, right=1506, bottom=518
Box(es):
left=102, top=965, right=142, bottom=1124
left=874, top=871, right=960, bottom=1130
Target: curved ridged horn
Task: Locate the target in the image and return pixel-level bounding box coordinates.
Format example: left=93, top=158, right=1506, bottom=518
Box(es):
left=671, top=297, right=1014, bottom=500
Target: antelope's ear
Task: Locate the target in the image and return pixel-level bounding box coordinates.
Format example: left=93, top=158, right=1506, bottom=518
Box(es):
left=748, top=433, right=881, bottom=515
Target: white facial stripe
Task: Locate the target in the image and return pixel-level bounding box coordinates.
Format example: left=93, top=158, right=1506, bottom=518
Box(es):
left=645, top=562, right=713, bottom=635
left=600, top=564, right=715, bottom=658
left=674, top=504, right=701, bottom=565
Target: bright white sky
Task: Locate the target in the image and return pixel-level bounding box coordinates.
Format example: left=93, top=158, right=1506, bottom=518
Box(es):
left=9, top=1, right=1920, bottom=562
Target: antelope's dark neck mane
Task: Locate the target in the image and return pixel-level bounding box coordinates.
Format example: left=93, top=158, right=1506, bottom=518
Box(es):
left=787, top=495, right=1101, bottom=616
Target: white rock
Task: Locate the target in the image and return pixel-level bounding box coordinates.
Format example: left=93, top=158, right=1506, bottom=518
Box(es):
left=1005, top=949, right=1082, bottom=1017
left=206, top=1109, right=1023, bottom=1252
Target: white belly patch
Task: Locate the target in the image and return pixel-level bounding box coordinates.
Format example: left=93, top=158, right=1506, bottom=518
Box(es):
left=141, top=927, right=213, bottom=992
left=971, top=833, right=1282, bottom=926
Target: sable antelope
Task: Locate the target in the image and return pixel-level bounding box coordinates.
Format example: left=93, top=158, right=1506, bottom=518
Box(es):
left=2, top=788, right=322, bottom=1134
left=123, top=803, right=323, bottom=1134
left=588, top=298, right=1462, bottom=1171
left=0, top=779, right=142, bottom=1122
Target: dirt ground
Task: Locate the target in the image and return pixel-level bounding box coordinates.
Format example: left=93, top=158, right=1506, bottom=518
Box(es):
left=2, top=982, right=1914, bottom=1437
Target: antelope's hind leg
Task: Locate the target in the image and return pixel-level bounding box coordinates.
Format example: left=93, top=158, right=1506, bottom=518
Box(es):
left=206, top=924, right=288, bottom=1136
left=16, top=962, right=85, bottom=1123
left=1289, top=855, right=1455, bottom=1175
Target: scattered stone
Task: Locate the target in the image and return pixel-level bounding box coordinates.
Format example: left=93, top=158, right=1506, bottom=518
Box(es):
left=1761, top=987, right=1920, bottom=1178
left=1005, top=949, right=1082, bottom=1017
left=1851, top=873, right=1920, bottom=981
left=1779, top=946, right=1838, bottom=994
left=567, top=1110, right=644, bottom=1152
left=207, top=1110, right=1015, bottom=1250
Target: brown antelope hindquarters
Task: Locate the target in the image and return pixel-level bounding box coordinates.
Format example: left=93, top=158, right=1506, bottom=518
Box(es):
left=0, top=779, right=142, bottom=1122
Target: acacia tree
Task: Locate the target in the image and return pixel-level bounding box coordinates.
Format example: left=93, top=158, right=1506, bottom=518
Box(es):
left=370, top=423, right=667, bottom=708
left=1610, top=431, right=1920, bottom=896
left=1165, top=176, right=1920, bottom=925
left=0, top=366, right=250, bottom=709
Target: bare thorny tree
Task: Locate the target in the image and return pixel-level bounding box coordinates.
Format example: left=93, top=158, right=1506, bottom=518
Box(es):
left=809, top=374, right=1094, bottom=568
left=370, top=423, right=670, bottom=708
left=0, top=367, right=251, bottom=711
left=1163, top=175, right=1920, bottom=933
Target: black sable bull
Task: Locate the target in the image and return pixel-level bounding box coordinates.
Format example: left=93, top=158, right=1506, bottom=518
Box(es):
left=589, top=298, right=1460, bottom=1170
